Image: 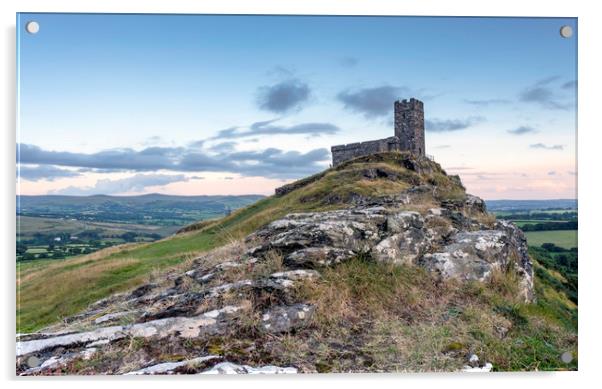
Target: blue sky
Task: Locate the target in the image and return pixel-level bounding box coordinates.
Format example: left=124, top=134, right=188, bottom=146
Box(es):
left=17, top=14, right=577, bottom=199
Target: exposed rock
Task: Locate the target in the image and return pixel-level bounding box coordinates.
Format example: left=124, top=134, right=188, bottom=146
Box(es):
left=285, top=247, right=356, bottom=267
left=129, top=283, right=158, bottom=299
left=247, top=204, right=533, bottom=301
left=419, top=221, right=534, bottom=302
left=20, top=348, right=98, bottom=375
left=371, top=212, right=431, bottom=265
left=199, top=361, right=297, bottom=374
left=270, top=269, right=321, bottom=281
left=16, top=306, right=242, bottom=357
left=94, top=311, right=138, bottom=325
left=462, top=362, right=493, bottom=373
left=468, top=353, right=479, bottom=366
left=125, top=355, right=220, bottom=375
left=261, top=304, right=315, bottom=333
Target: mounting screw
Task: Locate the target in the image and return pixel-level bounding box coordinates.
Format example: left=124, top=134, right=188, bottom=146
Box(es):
left=560, top=25, right=573, bottom=38
left=25, top=21, right=40, bottom=34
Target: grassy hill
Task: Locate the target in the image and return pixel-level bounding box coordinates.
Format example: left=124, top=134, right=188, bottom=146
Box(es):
left=17, top=152, right=577, bottom=372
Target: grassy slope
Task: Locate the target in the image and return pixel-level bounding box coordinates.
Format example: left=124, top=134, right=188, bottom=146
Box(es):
left=18, top=152, right=457, bottom=333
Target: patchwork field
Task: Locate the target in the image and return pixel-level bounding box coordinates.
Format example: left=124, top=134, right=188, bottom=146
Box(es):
left=524, top=230, right=578, bottom=249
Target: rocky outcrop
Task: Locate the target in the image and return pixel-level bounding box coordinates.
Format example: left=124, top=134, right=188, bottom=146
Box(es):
left=420, top=220, right=534, bottom=301
left=17, top=306, right=243, bottom=357
left=248, top=203, right=533, bottom=302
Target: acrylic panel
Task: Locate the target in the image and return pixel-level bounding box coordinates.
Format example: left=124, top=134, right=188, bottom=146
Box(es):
left=16, top=13, right=577, bottom=375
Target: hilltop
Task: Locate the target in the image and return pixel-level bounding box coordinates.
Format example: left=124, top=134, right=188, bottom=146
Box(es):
left=16, top=152, right=577, bottom=374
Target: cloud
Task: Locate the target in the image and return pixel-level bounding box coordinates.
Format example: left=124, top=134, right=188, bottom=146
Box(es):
left=434, top=145, right=451, bottom=149
left=530, top=143, right=564, bottom=150
left=425, top=117, right=484, bottom=132
left=18, top=165, right=81, bottom=181
left=464, top=98, right=510, bottom=106
left=336, top=85, right=408, bottom=118
left=19, top=142, right=331, bottom=180
left=535, top=76, right=561, bottom=86
left=19, top=144, right=185, bottom=172
left=548, top=171, right=557, bottom=176
left=51, top=174, right=190, bottom=195
left=338, top=56, right=358, bottom=68
left=178, top=147, right=331, bottom=178
left=507, top=126, right=537, bottom=135
left=257, top=79, right=311, bottom=113
left=188, top=139, right=206, bottom=148
left=209, top=141, right=238, bottom=152
left=562, top=80, right=577, bottom=90
left=212, top=119, right=340, bottom=139
left=519, top=77, right=572, bottom=110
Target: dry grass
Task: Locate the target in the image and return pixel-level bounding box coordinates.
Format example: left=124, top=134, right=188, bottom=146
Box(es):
left=17, top=243, right=141, bottom=286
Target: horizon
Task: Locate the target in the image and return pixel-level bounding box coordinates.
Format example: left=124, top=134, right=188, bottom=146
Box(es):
left=15, top=193, right=578, bottom=202
left=17, top=14, right=577, bottom=200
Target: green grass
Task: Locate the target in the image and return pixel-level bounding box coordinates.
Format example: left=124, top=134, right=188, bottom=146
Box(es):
left=25, top=248, right=48, bottom=254
left=525, top=230, right=577, bottom=249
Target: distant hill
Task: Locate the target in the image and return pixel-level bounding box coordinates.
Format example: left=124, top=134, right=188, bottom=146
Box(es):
left=485, top=199, right=577, bottom=212
left=16, top=193, right=265, bottom=225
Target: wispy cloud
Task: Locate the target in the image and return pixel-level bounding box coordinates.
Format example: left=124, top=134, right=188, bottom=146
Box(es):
left=562, top=80, right=577, bottom=90
left=519, top=76, right=573, bottom=110
left=425, top=116, right=485, bottom=132
left=530, top=143, right=564, bottom=150
left=209, top=141, right=238, bottom=152
left=18, top=165, right=81, bottom=181
left=257, top=79, right=311, bottom=113
left=336, top=85, right=410, bottom=118
left=464, top=98, right=510, bottom=106
left=50, top=173, right=190, bottom=195
left=507, top=126, right=537, bottom=135
left=212, top=119, right=340, bottom=139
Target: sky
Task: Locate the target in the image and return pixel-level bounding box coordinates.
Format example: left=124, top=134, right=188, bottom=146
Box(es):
left=16, top=14, right=577, bottom=199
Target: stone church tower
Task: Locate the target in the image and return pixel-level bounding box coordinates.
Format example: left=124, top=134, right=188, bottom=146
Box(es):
left=394, top=98, right=425, bottom=157
left=330, top=97, right=426, bottom=166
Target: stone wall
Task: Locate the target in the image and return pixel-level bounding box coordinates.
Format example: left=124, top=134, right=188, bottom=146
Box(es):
left=331, top=137, right=401, bottom=167
left=394, top=98, right=425, bottom=156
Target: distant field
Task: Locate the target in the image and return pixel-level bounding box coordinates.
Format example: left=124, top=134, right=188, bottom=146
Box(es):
left=17, top=216, right=178, bottom=237
left=525, top=230, right=577, bottom=249
left=512, top=220, right=567, bottom=227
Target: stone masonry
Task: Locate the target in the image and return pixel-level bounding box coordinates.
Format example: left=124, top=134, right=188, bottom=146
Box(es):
left=394, top=98, right=425, bottom=156
left=331, top=98, right=425, bottom=166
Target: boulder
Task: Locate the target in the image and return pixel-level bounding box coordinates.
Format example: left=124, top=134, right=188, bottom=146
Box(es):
left=261, top=304, right=315, bottom=333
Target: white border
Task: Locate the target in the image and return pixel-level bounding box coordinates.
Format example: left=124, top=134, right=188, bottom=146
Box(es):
left=2, top=1, right=600, bottom=388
